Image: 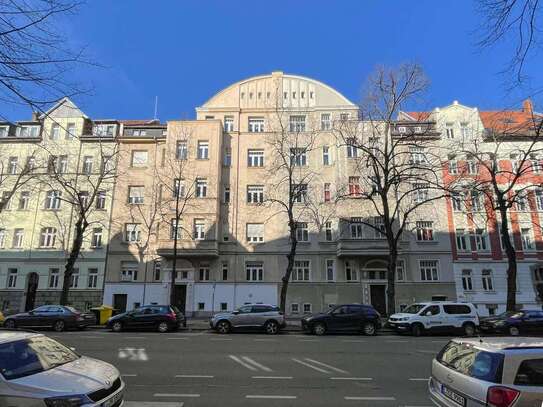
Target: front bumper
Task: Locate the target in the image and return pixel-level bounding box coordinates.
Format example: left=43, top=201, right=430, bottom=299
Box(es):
left=388, top=321, right=410, bottom=331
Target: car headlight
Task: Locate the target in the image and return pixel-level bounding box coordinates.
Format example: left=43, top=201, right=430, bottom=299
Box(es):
left=494, top=321, right=506, bottom=326
left=45, top=395, right=90, bottom=407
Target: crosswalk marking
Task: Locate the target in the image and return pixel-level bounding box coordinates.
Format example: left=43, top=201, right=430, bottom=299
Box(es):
left=304, top=358, right=348, bottom=374
left=241, top=356, right=272, bottom=372
left=292, top=358, right=329, bottom=373
left=229, top=355, right=257, bottom=371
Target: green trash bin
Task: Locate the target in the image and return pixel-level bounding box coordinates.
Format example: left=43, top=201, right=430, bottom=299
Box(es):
left=90, top=305, right=114, bottom=325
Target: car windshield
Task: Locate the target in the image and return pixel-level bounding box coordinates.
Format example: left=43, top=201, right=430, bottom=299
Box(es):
left=495, top=311, right=520, bottom=318
left=402, top=304, right=426, bottom=314
left=0, top=336, right=79, bottom=380
left=65, top=306, right=78, bottom=313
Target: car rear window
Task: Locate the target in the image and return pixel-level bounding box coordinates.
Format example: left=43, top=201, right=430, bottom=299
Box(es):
left=437, top=341, right=504, bottom=383
left=443, top=305, right=472, bottom=315
left=514, top=359, right=543, bottom=386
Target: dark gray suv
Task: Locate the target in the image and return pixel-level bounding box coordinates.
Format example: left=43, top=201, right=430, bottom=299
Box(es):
left=210, top=304, right=286, bottom=334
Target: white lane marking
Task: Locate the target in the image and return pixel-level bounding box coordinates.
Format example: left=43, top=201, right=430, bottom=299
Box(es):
left=124, top=402, right=185, bottom=406
left=229, top=355, right=258, bottom=371
left=409, top=378, right=429, bottom=381
left=341, top=340, right=366, bottom=343
left=78, top=336, right=102, bottom=339
left=291, top=358, right=330, bottom=373
left=345, top=396, right=396, bottom=401
left=252, top=376, right=293, bottom=380
left=254, top=339, right=277, bottom=342
left=167, top=337, right=189, bottom=340
left=246, top=395, right=297, bottom=399
left=125, top=337, right=147, bottom=340
left=299, top=339, right=318, bottom=342
left=121, top=374, right=138, bottom=377
left=210, top=338, right=232, bottom=341
left=175, top=374, right=214, bottom=378
left=154, top=393, right=200, bottom=398
left=242, top=356, right=273, bottom=372
left=330, top=377, right=372, bottom=381
left=305, top=358, right=348, bottom=374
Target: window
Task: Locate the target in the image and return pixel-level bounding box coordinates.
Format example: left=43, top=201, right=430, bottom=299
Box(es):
left=443, top=305, right=472, bottom=314
left=247, top=185, right=264, bottom=203
left=223, top=185, right=230, bottom=203
left=350, top=219, right=363, bottom=239
left=514, top=359, right=543, bottom=386
left=96, top=191, right=106, bottom=210
left=451, top=191, right=463, bottom=211
left=87, top=268, right=98, bottom=288
left=323, top=183, right=331, bottom=202
left=91, top=228, right=103, bottom=248
left=321, top=113, right=331, bottom=130
left=536, top=188, right=543, bottom=210
left=474, top=228, right=489, bottom=251
left=57, top=155, right=68, bottom=173
left=246, top=223, right=264, bottom=243
left=121, top=262, right=138, bottom=281
left=248, top=117, right=265, bottom=133
left=25, top=157, right=36, bottom=172
left=292, top=260, right=310, bottom=281
left=348, top=176, right=361, bottom=196
left=413, top=183, right=429, bottom=203
left=173, top=179, right=185, bottom=198
left=420, top=260, right=439, bottom=281
left=196, top=179, right=207, bottom=198
left=128, top=186, right=144, bottom=204
left=296, top=222, right=309, bottom=242
left=500, top=228, right=514, bottom=251
left=0, top=191, right=10, bottom=211
left=482, top=269, right=494, bottom=291
left=448, top=155, right=458, bottom=174
left=0, top=126, right=7, bottom=138
left=70, top=268, right=79, bottom=288
left=326, top=259, right=335, bottom=281
left=460, top=122, right=469, bottom=137
left=101, top=155, right=114, bottom=173
left=194, top=219, right=206, bottom=240
left=467, top=157, right=478, bottom=174
left=510, top=153, right=519, bottom=173
left=289, top=115, right=306, bottom=132
left=199, top=266, right=210, bottom=281
left=416, top=221, right=434, bottom=241
left=176, top=141, right=188, bottom=160
left=12, top=229, right=24, bottom=248
left=220, top=302, right=228, bottom=311
left=456, top=229, right=469, bottom=251
left=78, top=191, right=89, bottom=208
left=223, top=147, right=231, bottom=167
left=82, top=156, right=93, bottom=175
left=516, top=192, right=528, bottom=211
left=131, top=150, right=148, bottom=167
left=39, top=227, right=56, bottom=248
left=346, top=138, right=357, bottom=158
left=322, top=146, right=330, bottom=165
left=291, top=303, right=299, bottom=314
left=170, top=218, right=182, bottom=240
left=125, top=223, right=141, bottom=243
left=66, top=122, right=76, bottom=139
left=409, top=146, right=427, bottom=165
left=345, top=261, right=358, bottom=281
left=246, top=262, right=263, bottom=281
left=44, top=190, right=62, bottom=210
left=50, top=123, right=60, bottom=140
left=340, top=113, right=350, bottom=122
left=0, top=229, right=5, bottom=248
left=48, top=268, right=59, bottom=288
left=396, top=260, right=405, bottom=281
left=521, top=227, right=535, bottom=250
left=325, top=221, right=333, bottom=241
left=248, top=149, right=264, bottom=167
left=8, top=157, right=17, bottom=175
left=530, top=154, right=542, bottom=173
left=17, top=125, right=39, bottom=138
left=224, top=116, right=234, bottom=132
left=94, top=124, right=116, bottom=137
left=197, top=141, right=209, bottom=159
left=462, top=269, right=473, bottom=291
left=470, top=191, right=482, bottom=211
left=303, top=303, right=312, bottom=313
left=7, top=268, right=17, bottom=288
left=197, top=302, right=205, bottom=311
left=293, top=183, right=308, bottom=203
left=290, top=148, right=307, bottom=166
left=221, top=263, right=228, bottom=280
left=445, top=122, right=454, bottom=139
left=373, top=216, right=385, bottom=238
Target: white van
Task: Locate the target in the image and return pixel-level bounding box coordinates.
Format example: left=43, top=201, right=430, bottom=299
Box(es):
left=388, top=301, right=479, bottom=336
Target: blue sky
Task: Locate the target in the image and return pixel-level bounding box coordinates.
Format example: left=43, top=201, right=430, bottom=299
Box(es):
left=11, top=0, right=543, bottom=120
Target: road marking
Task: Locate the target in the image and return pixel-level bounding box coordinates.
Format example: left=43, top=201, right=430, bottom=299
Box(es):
left=417, top=350, right=437, bottom=354
left=124, top=402, right=184, bottom=406
left=78, top=336, right=102, bottom=339
left=292, top=358, right=330, bottom=373
left=341, top=340, right=366, bottom=343
left=252, top=376, right=293, bottom=380
left=175, top=375, right=214, bottom=378
left=299, top=339, right=318, bottom=342
left=154, top=393, right=200, bottom=398
left=241, top=356, right=272, bottom=372
left=167, top=337, right=189, bottom=340
left=304, top=358, right=348, bottom=374
left=385, top=340, right=408, bottom=343
left=246, top=395, right=297, bottom=399
left=125, top=337, right=147, bottom=340
left=254, top=339, right=277, bottom=342
left=345, top=396, right=396, bottom=401
left=330, top=377, right=372, bottom=381
left=229, top=355, right=258, bottom=371
left=409, top=378, right=429, bottom=381
left=121, top=374, right=138, bottom=377
left=210, top=338, right=232, bottom=341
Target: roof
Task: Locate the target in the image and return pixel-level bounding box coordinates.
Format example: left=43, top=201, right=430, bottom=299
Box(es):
left=403, top=111, right=431, bottom=121
left=0, top=330, right=39, bottom=344
left=479, top=110, right=540, bottom=134
left=120, top=119, right=163, bottom=126
left=456, top=337, right=543, bottom=352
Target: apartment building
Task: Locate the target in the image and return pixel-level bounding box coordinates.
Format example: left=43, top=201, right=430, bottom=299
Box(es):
left=0, top=98, right=117, bottom=312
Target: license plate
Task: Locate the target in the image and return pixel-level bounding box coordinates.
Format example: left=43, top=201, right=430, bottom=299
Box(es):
left=442, top=385, right=466, bottom=407
left=102, top=390, right=123, bottom=407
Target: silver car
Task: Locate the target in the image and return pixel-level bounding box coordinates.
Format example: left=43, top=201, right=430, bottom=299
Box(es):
left=429, top=337, right=543, bottom=407
left=0, top=330, right=124, bottom=406
left=210, top=304, right=286, bottom=334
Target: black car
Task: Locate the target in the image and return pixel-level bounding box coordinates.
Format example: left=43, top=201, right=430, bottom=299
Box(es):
left=479, top=309, right=543, bottom=336
left=107, top=305, right=185, bottom=333
left=301, top=304, right=381, bottom=335
left=3, top=305, right=96, bottom=332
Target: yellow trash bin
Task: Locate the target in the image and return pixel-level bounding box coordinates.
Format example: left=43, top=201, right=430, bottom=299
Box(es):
left=91, top=306, right=114, bottom=325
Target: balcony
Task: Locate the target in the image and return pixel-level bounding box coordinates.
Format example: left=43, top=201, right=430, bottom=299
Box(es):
left=157, top=239, right=219, bottom=258
left=336, top=238, right=408, bottom=257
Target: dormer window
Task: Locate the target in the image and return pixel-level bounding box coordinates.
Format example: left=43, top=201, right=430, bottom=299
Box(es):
left=398, top=126, right=406, bottom=133
left=414, top=126, right=422, bottom=133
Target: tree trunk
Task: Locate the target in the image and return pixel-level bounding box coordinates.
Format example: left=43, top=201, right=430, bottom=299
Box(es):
left=60, top=216, right=88, bottom=305
left=386, top=246, right=397, bottom=316
left=170, top=194, right=181, bottom=307
left=499, top=207, right=517, bottom=311
left=279, top=217, right=297, bottom=313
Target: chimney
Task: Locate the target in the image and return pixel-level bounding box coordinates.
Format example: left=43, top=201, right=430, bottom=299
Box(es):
left=522, top=99, right=533, bottom=114
left=31, top=111, right=40, bottom=121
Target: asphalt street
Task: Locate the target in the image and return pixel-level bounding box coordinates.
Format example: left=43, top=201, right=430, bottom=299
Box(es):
left=45, top=329, right=455, bottom=407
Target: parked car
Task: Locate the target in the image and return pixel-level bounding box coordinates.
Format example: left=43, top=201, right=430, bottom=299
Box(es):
left=301, top=304, right=381, bottom=336
left=388, top=301, right=479, bottom=336
left=429, top=337, right=543, bottom=407
left=0, top=330, right=124, bottom=406
left=3, top=305, right=96, bottom=332
left=210, top=304, right=285, bottom=334
left=480, top=310, right=543, bottom=336
left=0, top=311, right=4, bottom=326
left=107, top=305, right=185, bottom=333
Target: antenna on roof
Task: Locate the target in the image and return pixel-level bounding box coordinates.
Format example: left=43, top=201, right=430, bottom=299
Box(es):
left=154, top=96, right=158, bottom=120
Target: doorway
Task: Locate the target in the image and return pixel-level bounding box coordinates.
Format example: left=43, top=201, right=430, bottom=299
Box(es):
left=113, top=294, right=127, bottom=313
left=172, top=285, right=187, bottom=315
left=24, top=273, right=39, bottom=311
left=370, top=284, right=387, bottom=316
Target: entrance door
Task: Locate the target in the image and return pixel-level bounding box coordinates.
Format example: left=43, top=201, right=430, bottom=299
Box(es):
left=370, top=284, right=387, bottom=316
left=113, top=294, right=128, bottom=313
left=24, top=273, right=39, bottom=311
left=172, top=285, right=186, bottom=315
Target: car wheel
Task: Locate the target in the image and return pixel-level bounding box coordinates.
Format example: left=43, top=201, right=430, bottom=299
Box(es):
left=362, top=322, right=376, bottom=336
left=463, top=323, right=476, bottom=337
left=216, top=320, right=231, bottom=334
left=157, top=322, right=169, bottom=333
left=264, top=320, right=279, bottom=335
left=313, top=322, right=327, bottom=336
left=112, top=321, right=123, bottom=333
left=509, top=326, right=520, bottom=336
left=411, top=323, right=423, bottom=337
left=4, top=319, right=15, bottom=329
left=53, top=320, right=65, bottom=332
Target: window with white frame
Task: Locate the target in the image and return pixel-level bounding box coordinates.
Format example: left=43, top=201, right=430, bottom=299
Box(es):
left=247, top=185, right=264, bottom=203
left=325, top=221, right=333, bottom=241
left=128, top=186, right=144, bottom=204
left=194, top=219, right=206, bottom=240
left=12, top=229, right=24, bottom=248
left=445, top=122, right=454, bottom=139
left=460, top=122, right=470, bottom=137
left=322, top=145, right=331, bottom=165
left=510, top=153, right=519, bottom=173
left=121, top=262, right=138, bottom=281
left=536, top=188, right=543, bottom=210
left=416, top=221, right=434, bottom=241
left=448, top=154, right=458, bottom=174
left=296, top=222, right=309, bottom=242
left=323, top=183, right=331, bottom=202
left=176, top=141, right=188, bottom=160
left=197, top=141, right=209, bottom=159
left=482, top=269, right=494, bottom=291
left=78, top=191, right=89, bottom=208
left=247, top=149, right=264, bottom=167
left=91, top=228, right=103, bottom=248
left=346, top=138, right=358, bottom=158
left=530, top=153, right=542, bottom=173
left=170, top=218, right=182, bottom=240
left=8, top=157, right=17, bottom=175
left=456, top=228, right=469, bottom=251
left=66, top=122, right=76, bottom=139
left=0, top=191, right=10, bottom=211
left=48, top=268, right=59, bottom=288
left=350, top=218, right=363, bottom=239
left=199, top=265, right=210, bottom=281
left=221, top=263, right=228, bottom=280
left=289, top=115, right=306, bottom=132
left=88, top=268, right=98, bottom=288
left=223, top=147, right=231, bottom=167
left=94, top=124, right=116, bottom=137
left=173, top=179, right=185, bottom=198
left=50, top=123, right=60, bottom=140
left=396, top=260, right=405, bottom=281
left=413, top=183, right=429, bottom=203
left=293, top=260, right=310, bottom=281
left=0, top=229, right=5, bottom=249
left=82, top=156, right=93, bottom=175
left=500, top=228, right=514, bottom=251
left=152, top=261, right=161, bottom=281
left=293, top=183, right=308, bottom=203
left=70, top=268, right=79, bottom=288
left=473, top=228, right=489, bottom=251
left=348, top=176, right=361, bottom=196
left=451, top=191, right=463, bottom=211
left=290, top=148, right=307, bottom=166
left=131, top=150, right=148, bottom=167
left=224, top=116, right=234, bottom=132
left=467, top=157, right=478, bottom=174
left=125, top=223, right=141, bottom=243
left=521, top=227, right=535, bottom=250
left=0, top=126, right=8, bottom=138
left=420, top=260, right=439, bottom=281
left=470, top=190, right=482, bottom=211
left=17, top=125, right=39, bottom=138
left=57, top=155, right=68, bottom=173
left=462, top=269, right=473, bottom=291
left=303, top=303, right=312, bottom=313
left=246, top=262, right=263, bottom=281
left=345, top=261, right=358, bottom=281
left=96, top=191, right=106, bottom=210
left=18, top=191, right=30, bottom=210
left=246, top=223, right=264, bottom=243
left=248, top=117, right=265, bottom=133
left=291, top=303, right=299, bottom=314
left=409, top=146, right=427, bottom=165
left=373, top=216, right=385, bottom=238
left=7, top=268, right=17, bottom=288
left=321, top=113, right=331, bottom=130
left=196, top=178, right=207, bottom=198
left=39, top=227, right=56, bottom=248
left=516, top=192, right=528, bottom=211
left=326, top=259, right=335, bottom=281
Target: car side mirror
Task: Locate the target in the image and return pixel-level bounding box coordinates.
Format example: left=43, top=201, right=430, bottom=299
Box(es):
left=232, top=310, right=239, bottom=315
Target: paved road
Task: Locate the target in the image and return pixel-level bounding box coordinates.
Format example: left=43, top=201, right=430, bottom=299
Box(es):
left=49, top=330, right=453, bottom=407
